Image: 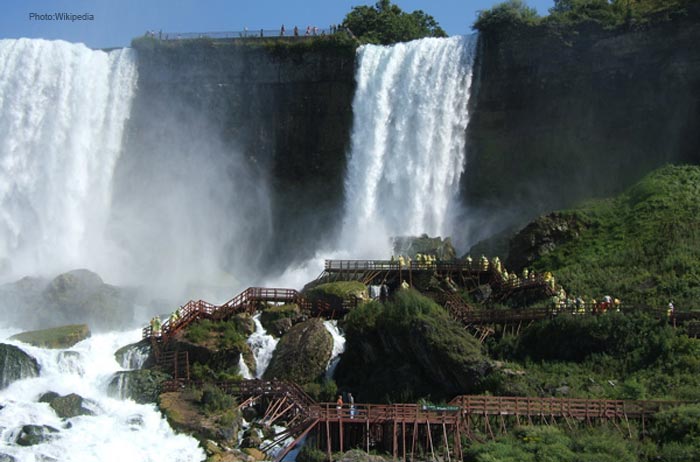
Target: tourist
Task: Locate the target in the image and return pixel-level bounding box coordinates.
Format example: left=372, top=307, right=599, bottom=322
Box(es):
left=348, top=393, right=355, bottom=418
left=336, top=395, right=343, bottom=415
left=280, top=24, right=285, bottom=36
left=294, top=26, right=299, bottom=37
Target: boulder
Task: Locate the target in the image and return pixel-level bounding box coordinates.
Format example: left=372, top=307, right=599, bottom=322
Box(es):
left=40, top=269, right=136, bottom=331
left=107, top=370, right=170, bottom=404
left=335, top=290, right=491, bottom=402
left=10, top=324, right=90, bottom=349
left=114, top=340, right=154, bottom=370
left=159, top=391, right=242, bottom=445
left=263, top=318, right=332, bottom=384
left=42, top=393, right=94, bottom=418
left=303, top=281, right=368, bottom=311
left=15, top=424, right=59, bottom=446
left=0, top=344, right=39, bottom=389
left=0, top=453, right=17, bottom=462
left=260, top=304, right=301, bottom=337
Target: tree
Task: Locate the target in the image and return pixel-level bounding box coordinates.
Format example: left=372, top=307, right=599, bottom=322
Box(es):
left=341, top=0, right=447, bottom=45
left=473, top=0, right=540, bottom=31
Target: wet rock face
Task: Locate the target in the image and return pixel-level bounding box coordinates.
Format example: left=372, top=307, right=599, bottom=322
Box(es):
left=107, top=370, right=170, bottom=404
left=463, top=9, right=700, bottom=246
left=506, top=212, right=588, bottom=271
left=0, top=344, right=39, bottom=389
left=263, top=318, right=332, bottom=384
left=39, top=392, right=94, bottom=418
left=15, top=424, right=59, bottom=446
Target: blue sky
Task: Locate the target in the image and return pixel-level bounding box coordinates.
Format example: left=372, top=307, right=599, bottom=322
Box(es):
left=1, top=0, right=554, bottom=49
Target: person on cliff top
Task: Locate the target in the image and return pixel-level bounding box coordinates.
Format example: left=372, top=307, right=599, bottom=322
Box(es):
left=280, top=24, right=285, bottom=36
left=294, top=26, right=299, bottom=36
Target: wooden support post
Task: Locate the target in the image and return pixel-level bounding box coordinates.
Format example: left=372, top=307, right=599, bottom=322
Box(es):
left=326, top=419, right=332, bottom=462
left=340, top=418, right=344, bottom=453
left=402, top=421, right=406, bottom=462
left=411, top=420, right=418, bottom=462
left=393, top=420, right=398, bottom=461
left=426, top=420, right=436, bottom=462
left=366, top=420, right=370, bottom=454
left=442, top=423, right=451, bottom=462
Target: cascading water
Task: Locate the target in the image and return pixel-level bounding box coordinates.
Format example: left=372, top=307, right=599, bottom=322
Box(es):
left=247, top=314, right=278, bottom=378
left=0, top=329, right=204, bottom=462
left=0, top=39, right=137, bottom=282
left=270, top=35, right=477, bottom=286
left=323, top=320, right=346, bottom=379
left=340, top=35, right=476, bottom=257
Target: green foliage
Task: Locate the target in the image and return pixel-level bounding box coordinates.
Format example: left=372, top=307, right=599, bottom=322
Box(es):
left=532, top=165, right=700, bottom=309
left=297, top=445, right=327, bottom=462
left=342, top=0, right=446, bottom=45
left=473, top=0, right=541, bottom=31
left=199, top=384, right=236, bottom=415
left=547, top=0, right=619, bottom=25
left=466, top=426, right=637, bottom=462
left=184, top=318, right=247, bottom=351
left=303, top=379, right=338, bottom=402
left=474, top=0, right=694, bottom=31
left=650, top=404, right=700, bottom=445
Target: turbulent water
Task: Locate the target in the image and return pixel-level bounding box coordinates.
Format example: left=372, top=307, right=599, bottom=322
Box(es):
left=340, top=35, right=476, bottom=257
left=323, top=320, right=346, bottom=379
left=247, top=314, right=278, bottom=378
left=0, top=330, right=204, bottom=462
left=272, top=35, right=477, bottom=286
left=0, top=39, right=137, bottom=281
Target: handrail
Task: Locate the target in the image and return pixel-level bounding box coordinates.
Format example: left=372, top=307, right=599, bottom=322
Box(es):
left=150, top=26, right=348, bottom=41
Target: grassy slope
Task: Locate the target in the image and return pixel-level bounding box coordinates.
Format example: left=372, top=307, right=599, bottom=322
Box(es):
left=532, top=165, right=700, bottom=308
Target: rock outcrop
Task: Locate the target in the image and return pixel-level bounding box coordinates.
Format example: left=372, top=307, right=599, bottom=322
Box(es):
left=0, top=344, right=39, bottom=389
left=10, top=324, right=91, bottom=349
left=263, top=318, right=333, bottom=384
left=506, top=212, right=588, bottom=271
left=107, top=370, right=170, bottom=404
left=39, top=392, right=94, bottom=418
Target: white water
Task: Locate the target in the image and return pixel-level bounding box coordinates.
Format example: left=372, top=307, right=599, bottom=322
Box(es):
left=340, top=35, right=476, bottom=257
left=246, top=314, right=278, bottom=378
left=238, top=356, right=253, bottom=380
left=323, top=321, right=346, bottom=380
left=270, top=36, right=477, bottom=287
left=0, top=329, right=204, bottom=462
left=0, top=39, right=137, bottom=282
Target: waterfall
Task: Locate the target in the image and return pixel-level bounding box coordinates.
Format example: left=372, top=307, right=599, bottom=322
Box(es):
left=340, top=36, right=476, bottom=257
left=0, top=39, right=137, bottom=282
left=323, top=320, right=346, bottom=380
left=0, top=329, right=204, bottom=461
left=269, top=36, right=476, bottom=286
left=247, top=314, right=278, bottom=378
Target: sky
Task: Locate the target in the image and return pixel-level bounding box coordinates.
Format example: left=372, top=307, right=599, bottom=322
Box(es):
left=1, top=0, right=554, bottom=49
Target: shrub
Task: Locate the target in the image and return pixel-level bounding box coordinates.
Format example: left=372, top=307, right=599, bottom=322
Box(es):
left=200, top=384, right=235, bottom=414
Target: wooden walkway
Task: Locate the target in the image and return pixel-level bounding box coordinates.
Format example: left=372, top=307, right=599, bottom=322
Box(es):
left=142, top=287, right=330, bottom=344
left=160, top=379, right=686, bottom=461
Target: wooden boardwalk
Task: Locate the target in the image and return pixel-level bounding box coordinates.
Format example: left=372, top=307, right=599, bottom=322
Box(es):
left=160, top=379, right=686, bottom=461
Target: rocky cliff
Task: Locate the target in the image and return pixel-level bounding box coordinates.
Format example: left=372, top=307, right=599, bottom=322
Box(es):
left=118, top=38, right=356, bottom=279
left=463, top=7, right=700, bottom=244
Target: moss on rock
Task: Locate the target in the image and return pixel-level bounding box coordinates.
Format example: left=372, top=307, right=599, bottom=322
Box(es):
left=335, top=290, right=491, bottom=402
left=263, top=318, right=332, bottom=384
left=260, top=303, right=302, bottom=337
left=304, top=281, right=368, bottom=311
left=10, top=324, right=90, bottom=349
